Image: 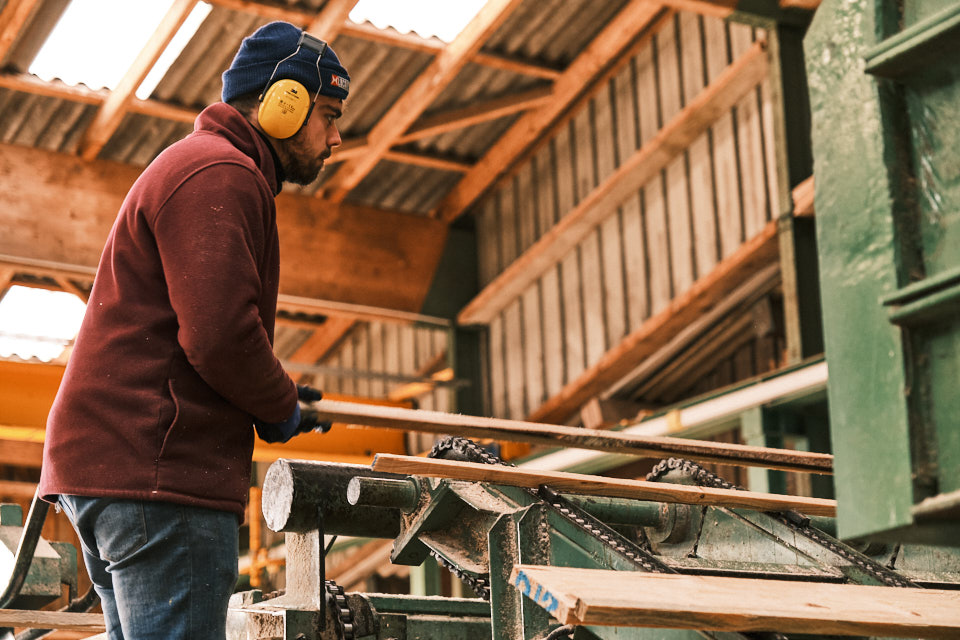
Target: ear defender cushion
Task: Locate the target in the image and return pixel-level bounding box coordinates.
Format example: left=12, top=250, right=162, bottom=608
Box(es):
left=258, top=78, right=310, bottom=139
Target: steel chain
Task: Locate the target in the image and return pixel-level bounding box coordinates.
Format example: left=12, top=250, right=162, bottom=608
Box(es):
left=646, top=457, right=918, bottom=588
left=324, top=580, right=355, bottom=640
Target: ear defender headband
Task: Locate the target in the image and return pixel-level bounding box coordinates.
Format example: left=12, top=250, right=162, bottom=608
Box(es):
left=257, top=32, right=328, bottom=139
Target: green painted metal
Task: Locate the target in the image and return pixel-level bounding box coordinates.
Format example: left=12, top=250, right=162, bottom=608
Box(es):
left=803, top=0, right=960, bottom=543
left=864, top=3, right=960, bottom=78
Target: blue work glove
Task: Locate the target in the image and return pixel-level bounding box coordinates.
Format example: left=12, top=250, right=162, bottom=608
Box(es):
left=254, top=404, right=302, bottom=444
left=294, top=384, right=332, bottom=434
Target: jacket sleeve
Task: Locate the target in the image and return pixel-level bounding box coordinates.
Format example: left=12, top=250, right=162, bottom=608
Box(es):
left=151, top=161, right=297, bottom=424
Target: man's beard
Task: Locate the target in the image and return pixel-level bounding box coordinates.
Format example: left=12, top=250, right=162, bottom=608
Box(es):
left=280, top=136, right=330, bottom=186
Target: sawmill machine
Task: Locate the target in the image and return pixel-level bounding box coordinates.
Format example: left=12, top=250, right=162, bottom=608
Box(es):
left=228, top=0, right=960, bottom=637
left=7, top=0, right=960, bottom=638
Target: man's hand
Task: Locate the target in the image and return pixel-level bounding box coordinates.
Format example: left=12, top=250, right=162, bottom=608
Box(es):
left=297, top=384, right=324, bottom=403
left=253, top=404, right=302, bottom=443
left=297, top=407, right=332, bottom=434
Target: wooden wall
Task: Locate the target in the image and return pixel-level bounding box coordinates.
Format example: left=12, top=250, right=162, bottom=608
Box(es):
left=315, top=321, right=451, bottom=452
left=474, top=15, right=783, bottom=422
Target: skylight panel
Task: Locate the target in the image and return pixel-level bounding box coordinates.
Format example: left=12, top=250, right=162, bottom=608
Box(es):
left=349, top=0, right=488, bottom=43
left=0, top=286, right=86, bottom=363
left=29, top=0, right=211, bottom=99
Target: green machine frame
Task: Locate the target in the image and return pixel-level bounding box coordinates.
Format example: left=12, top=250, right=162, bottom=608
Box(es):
left=806, top=0, right=960, bottom=544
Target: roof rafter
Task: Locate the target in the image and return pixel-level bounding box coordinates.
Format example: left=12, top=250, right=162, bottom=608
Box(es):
left=320, top=0, right=527, bottom=202
left=207, top=0, right=559, bottom=79
left=331, top=85, right=554, bottom=163
left=0, top=0, right=41, bottom=62
left=434, top=1, right=672, bottom=223
left=78, top=0, right=199, bottom=161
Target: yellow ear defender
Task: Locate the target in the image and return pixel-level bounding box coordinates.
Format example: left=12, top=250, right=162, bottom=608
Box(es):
left=258, top=79, right=310, bottom=139
left=257, top=32, right=328, bottom=140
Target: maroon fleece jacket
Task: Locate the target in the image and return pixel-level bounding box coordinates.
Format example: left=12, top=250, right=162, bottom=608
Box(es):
left=39, top=103, right=298, bottom=517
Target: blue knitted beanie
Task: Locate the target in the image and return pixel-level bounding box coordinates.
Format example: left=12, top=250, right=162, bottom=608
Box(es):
left=221, top=21, right=349, bottom=103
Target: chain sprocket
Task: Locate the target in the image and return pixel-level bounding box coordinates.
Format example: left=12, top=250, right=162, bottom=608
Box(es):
left=324, top=579, right=354, bottom=640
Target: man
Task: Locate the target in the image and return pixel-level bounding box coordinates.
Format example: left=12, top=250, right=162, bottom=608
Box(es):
left=38, top=21, right=349, bottom=639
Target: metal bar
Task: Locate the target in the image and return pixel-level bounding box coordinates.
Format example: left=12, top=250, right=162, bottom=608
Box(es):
left=864, top=3, right=960, bottom=78
left=0, top=488, right=50, bottom=609
left=346, top=476, right=421, bottom=513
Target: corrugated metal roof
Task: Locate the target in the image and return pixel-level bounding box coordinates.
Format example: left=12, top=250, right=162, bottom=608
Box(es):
left=0, top=0, right=633, bottom=215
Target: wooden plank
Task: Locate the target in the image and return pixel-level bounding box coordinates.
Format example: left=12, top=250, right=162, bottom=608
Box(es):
left=372, top=454, right=835, bottom=515
left=489, top=314, right=507, bottom=418
left=526, top=219, right=779, bottom=426
left=310, top=396, right=832, bottom=473
left=436, top=1, right=668, bottom=223
left=458, top=40, right=769, bottom=325
left=600, top=210, right=627, bottom=348
left=0, top=611, right=105, bottom=632
left=510, top=566, right=960, bottom=638
left=516, top=163, right=537, bottom=254
left=285, top=317, right=355, bottom=383
left=305, top=0, right=357, bottom=40
left=79, top=0, right=198, bottom=160
left=792, top=175, right=815, bottom=216
left=323, top=0, right=525, bottom=202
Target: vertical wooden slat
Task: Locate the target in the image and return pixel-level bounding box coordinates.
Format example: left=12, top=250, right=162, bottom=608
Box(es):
left=517, top=163, right=537, bottom=253
left=621, top=192, right=649, bottom=330
left=759, top=74, right=782, bottom=217
left=658, top=19, right=695, bottom=296
left=477, top=199, right=499, bottom=286
left=600, top=211, right=627, bottom=347
left=679, top=12, right=720, bottom=279
left=534, top=143, right=558, bottom=240
left=593, top=83, right=618, bottom=184
left=489, top=313, right=507, bottom=418
left=644, top=177, right=673, bottom=313
left=340, top=334, right=355, bottom=396
left=554, top=124, right=577, bottom=220
left=730, top=23, right=768, bottom=238
left=560, top=253, right=585, bottom=383
left=541, top=268, right=565, bottom=398
left=499, top=180, right=519, bottom=268
left=504, top=301, right=525, bottom=419
left=521, top=286, right=545, bottom=414
left=369, top=322, right=385, bottom=398
left=581, top=229, right=607, bottom=365
left=704, top=17, right=742, bottom=257
left=355, top=328, right=370, bottom=398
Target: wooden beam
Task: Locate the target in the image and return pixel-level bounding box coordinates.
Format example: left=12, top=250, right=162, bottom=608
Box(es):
left=0, top=437, right=43, bottom=466
left=0, top=611, right=105, bottom=633
left=396, top=86, right=554, bottom=144
left=372, top=454, right=836, bottom=515
left=306, top=0, right=357, bottom=39
left=458, top=40, right=769, bottom=325
left=792, top=175, right=815, bottom=216
left=311, top=397, right=832, bottom=473
left=434, top=1, right=670, bottom=223
left=527, top=220, right=780, bottom=426
left=0, top=0, right=41, bottom=62
left=321, top=0, right=526, bottom=202
left=658, top=0, right=736, bottom=18
left=78, top=0, right=198, bottom=160
left=330, top=86, right=553, bottom=164
left=382, top=150, right=472, bottom=173
left=0, top=72, right=198, bottom=122
left=510, top=566, right=957, bottom=637
left=0, top=143, right=448, bottom=312
left=0, top=479, right=37, bottom=500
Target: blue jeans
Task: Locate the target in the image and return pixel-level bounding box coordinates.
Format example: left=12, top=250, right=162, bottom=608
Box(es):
left=58, top=495, right=239, bottom=640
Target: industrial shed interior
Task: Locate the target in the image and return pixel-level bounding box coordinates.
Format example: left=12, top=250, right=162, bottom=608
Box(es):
left=2, top=0, right=960, bottom=638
